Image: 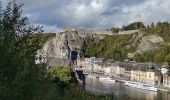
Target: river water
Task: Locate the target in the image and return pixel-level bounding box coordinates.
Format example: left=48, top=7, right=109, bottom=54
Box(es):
left=85, top=77, right=170, bottom=100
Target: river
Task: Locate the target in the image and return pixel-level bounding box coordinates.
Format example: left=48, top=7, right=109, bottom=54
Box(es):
left=85, top=76, right=170, bottom=100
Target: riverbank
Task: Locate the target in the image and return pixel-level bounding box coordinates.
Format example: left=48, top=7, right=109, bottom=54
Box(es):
left=86, top=75, right=170, bottom=93
left=157, top=86, right=170, bottom=93
left=116, top=78, right=170, bottom=93
left=86, top=76, right=170, bottom=100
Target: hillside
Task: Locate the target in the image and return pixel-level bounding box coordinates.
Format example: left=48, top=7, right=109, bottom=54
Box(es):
left=83, top=22, right=170, bottom=64
left=36, top=22, right=170, bottom=65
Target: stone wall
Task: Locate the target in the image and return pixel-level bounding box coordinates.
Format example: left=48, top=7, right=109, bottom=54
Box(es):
left=118, top=30, right=139, bottom=35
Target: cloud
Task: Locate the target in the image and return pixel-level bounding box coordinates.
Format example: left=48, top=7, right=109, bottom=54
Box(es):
left=0, top=0, right=170, bottom=32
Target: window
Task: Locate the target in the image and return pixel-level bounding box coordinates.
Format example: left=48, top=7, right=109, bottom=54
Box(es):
left=164, top=76, right=166, bottom=79
left=163, top=81, right=165, bottom=84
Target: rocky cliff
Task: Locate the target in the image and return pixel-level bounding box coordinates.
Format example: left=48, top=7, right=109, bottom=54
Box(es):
left=128, top=34, right=164, bottom=58
left=35, top=28, right=165, bottom=66
left=35, top=29, right=107, bottom=66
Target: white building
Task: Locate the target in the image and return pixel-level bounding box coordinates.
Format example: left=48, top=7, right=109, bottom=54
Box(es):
left=161, top=65, right=169, bottom=75
left=163, top=73, right=170, bottom=88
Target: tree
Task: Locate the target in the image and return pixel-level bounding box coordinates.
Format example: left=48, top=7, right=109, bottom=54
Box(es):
left=165, top=53, right=170, bottom=65
left=154, top=52, right=164, bottom=63
left=48, top=67, right=73, bottom=84
left=111, top=27, right=119, bottom=33
left=145, top=51, right=154, bottom=62
left=122, top=22, right=145, bottom=30
left=48, top=67, right=74, bottom=94
left=122, top=25, right=126, bottom=31
left=0, top=1, right=43, bottom=99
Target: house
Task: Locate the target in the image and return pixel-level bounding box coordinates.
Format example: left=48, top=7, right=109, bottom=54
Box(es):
left=101, top=61, right=115, bottom=76
left=131, top=63, right=162, bottom=86
left=93, top=62, right=103, bottom=72
left=119, top=62, right=133, bottom=79
left=161, top=64, right=170, bottom=88
left=94, top=61, right=112, bottom=75
left=163, top=72, right=170, bottom=88
left=108, top=63, right=119, bottom=77
left=103, top=67, right=111, bottom=75
left=115, top=62, right=126, bottom=77
left=161, top=64, right=169, bottom=75
left=80, top=57, right=96, bottom=71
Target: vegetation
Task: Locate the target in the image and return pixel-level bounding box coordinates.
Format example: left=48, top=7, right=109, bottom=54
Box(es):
left=111, top=27, right=119, bottom=33
left=83, top=21, right=170, bottom=64
left=0, top=1, right=55, bottom=100
left=122, top=22, right=145, bottom=30
left=1, top=1, right=170, bottom=100
left=0, top=2, right=138, bottom=100
left=48, top=67, right=75, bottom=95
left=83, top=34, right=133, bottom=61
left=137, top=22, right=170, bottom=64
left=0, top=2, right=139, bottom=100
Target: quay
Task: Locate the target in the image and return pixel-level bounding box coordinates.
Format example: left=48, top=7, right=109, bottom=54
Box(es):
left=157, top=86, right=170, bottom=93
left=115, top=79, right=126, bottom=83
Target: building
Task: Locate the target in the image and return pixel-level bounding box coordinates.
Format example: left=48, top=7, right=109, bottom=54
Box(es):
left=131, top=63, right=162, bottom=86
left=115, top=62, right=126, bottom=77
left=119, top=62, right=133, bottom=79
left=161, top=64, right=170, bottom=88
left=108, top=63, right=119, bottom=77
left=161, top=65, right=169, bottom=75
left=163, top=72, right=170, bottom=88
left=101, top=61, right=115, bottom=76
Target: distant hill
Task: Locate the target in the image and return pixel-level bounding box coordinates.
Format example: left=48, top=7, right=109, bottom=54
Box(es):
left=83, top=21, right=170, bottom=64
left=36, top=21, right=170, bottom=66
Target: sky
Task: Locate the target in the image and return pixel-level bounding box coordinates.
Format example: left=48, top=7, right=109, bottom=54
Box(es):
left=0, top=0, right=170, bottom=32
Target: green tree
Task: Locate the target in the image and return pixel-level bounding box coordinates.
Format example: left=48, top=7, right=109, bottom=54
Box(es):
left=0, top=2, right=44, bottom=99
left=154, top=52, right=164, bottom=63
left=48, top=67, right=73, bottom=84
left=48, top=67, right=74, bottom=95
left=165, top=53, right=170, bottom=65
left=122, top=22, right=145, bottom=30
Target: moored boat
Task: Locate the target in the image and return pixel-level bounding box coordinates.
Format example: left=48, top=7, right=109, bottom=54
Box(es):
left=87, top=74, right=96, bottom=78
left=124, top=81, right=157, bottom=92
left=99, top=76, right=115, bottom=83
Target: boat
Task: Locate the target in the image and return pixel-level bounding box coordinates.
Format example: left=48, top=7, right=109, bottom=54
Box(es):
left=124, top=81, right=157, bottom=92
left=99, top=76, right=115, bottom=83
left=87, top=74, right=96, bottom=78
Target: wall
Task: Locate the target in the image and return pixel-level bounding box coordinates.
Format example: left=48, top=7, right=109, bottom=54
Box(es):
left=118, top=30, right=139, bottom=35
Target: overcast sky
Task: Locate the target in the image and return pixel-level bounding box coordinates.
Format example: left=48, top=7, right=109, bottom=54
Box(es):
left=0, top=0, right=170, bottom=32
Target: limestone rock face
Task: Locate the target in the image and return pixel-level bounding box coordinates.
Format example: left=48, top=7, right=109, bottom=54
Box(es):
left=35, top=29, right=105, bottom=66
left=36, top=31, right=81, bottom=65
left=128, top=34, right=164, bottom=58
